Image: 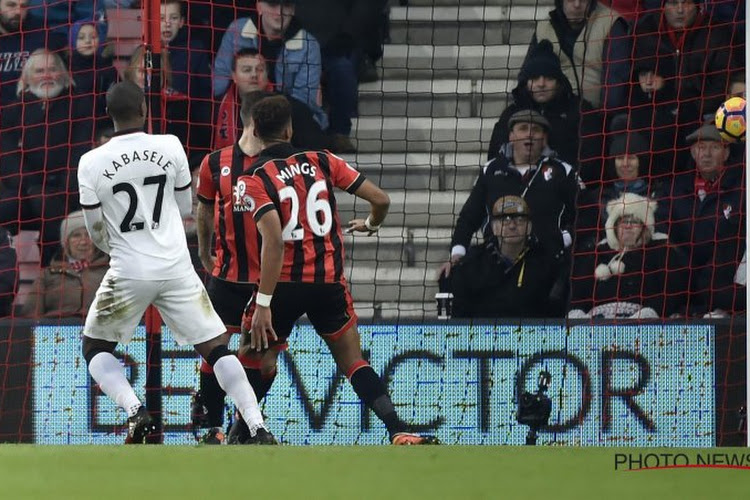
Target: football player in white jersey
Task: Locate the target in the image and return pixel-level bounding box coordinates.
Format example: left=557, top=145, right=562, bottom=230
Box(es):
left=77, top=81, right=275, bottom=444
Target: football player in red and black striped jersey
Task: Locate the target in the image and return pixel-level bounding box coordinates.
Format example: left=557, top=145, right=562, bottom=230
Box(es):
left=193, top=91, right=282, bottom=444
left=235, top=95, right=438, bottom=445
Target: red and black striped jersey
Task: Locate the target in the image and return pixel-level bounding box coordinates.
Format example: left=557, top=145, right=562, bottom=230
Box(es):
left=197, top=143, right=262, bottom=283
left=236, top=145, right=365, bottom=284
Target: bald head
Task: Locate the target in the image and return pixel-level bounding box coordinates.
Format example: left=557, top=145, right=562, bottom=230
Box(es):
left=106, top=80, right=146, bottom=126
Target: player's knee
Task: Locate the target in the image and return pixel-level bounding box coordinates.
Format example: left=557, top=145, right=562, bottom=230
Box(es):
left=82, top=337, right=117, bottom=365
left=206, top=344, right=231, bottom=367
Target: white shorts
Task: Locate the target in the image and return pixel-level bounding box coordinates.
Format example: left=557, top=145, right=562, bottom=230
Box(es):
left=83, top=270, right=225, bottom=346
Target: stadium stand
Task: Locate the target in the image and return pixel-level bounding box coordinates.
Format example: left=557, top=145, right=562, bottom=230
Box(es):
left=343, top=0, right=553, bottom=319
left=0, top=0, right=746, bottom=448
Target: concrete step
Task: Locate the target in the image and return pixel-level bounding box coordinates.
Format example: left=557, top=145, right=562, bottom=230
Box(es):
left=359, top=88, right=508, bottom=118
left=402, top=0, right=551, bottom=6
left=390, top=5, right=545, bottom=22
left=351, top=116, right=495, bottom=154
left=358, top=79, right=512, bottom=118
left=388, top=20, right=537, bottom=48
left=340, top=152, right=483, bottom=191
left=353, top=301, right=438, bottom=322
left=381, top=66, right=517, bottom=80
left=344, top=226, right=453, bottom=265
left=335, top=189, right=470, bottom=227
left=389, top=6, right=544, bottom=45
left=345, top=264, right=438, bottom=303
left=381, top=43, right=527, bottom=75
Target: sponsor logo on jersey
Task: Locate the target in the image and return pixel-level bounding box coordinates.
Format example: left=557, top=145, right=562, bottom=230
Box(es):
left=221, top=166, right=231, bottom=176
left=233, top=180, right=255, bottom=212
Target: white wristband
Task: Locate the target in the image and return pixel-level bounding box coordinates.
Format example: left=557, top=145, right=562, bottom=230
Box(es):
left=255, top=292, right=273, bottom=308
left=365, top=216, right=381, bottom=232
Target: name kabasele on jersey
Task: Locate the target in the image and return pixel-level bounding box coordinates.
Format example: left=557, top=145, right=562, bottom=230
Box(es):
left=101, top=149, right=175, bottom=180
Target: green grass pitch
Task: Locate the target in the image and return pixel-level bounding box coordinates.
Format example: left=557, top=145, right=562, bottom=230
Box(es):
left=1, top=446, right=748, bottom=499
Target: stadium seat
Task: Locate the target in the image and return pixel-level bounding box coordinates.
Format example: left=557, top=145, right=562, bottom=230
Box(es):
left=107, top=8, right=143, bottom=61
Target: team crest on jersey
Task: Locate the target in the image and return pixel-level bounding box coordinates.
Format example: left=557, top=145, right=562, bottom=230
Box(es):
left=233, top=180, right=255, bottom=212
left=723, top=204, right=733, bottom=220
left=221, top=166, right=231, bottom=176
left=543, top=165, right=554, bottom=181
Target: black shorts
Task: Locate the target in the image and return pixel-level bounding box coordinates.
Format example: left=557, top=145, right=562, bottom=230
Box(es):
left=206, top=276, right=257, bottom=332
left=246, top=282, right=357, bottom=346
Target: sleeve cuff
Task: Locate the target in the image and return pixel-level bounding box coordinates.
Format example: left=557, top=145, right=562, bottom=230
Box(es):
left=252, top=203, right=275, bottom=222
left=196, top=194, right=215, bottom=205
left=345, top=174, right=365, bottom=194
left=451, top=245, right=466, bottom=258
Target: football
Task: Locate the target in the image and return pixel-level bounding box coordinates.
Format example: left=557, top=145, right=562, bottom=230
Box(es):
left=714, top=96, right=746, bottom=142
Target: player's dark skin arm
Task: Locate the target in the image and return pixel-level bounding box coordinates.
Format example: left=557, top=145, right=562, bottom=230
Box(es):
left=250, top=209, right=284, bottom=351
left=196, top=201, right=216, bottom=272
left=346, top=179, right=390, bottom=234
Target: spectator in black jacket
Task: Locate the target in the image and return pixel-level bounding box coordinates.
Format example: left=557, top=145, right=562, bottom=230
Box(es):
left=575, top=127, right=669, bottom=251
left=0, top=49, right=95, bottom=266
left=67, top=18, right=117, bottom=121
left=161, top=0, right=212, bottom=167
left=450, top=195, right=565, bottom=318
left=628, top=0, right=738, bottom=173
left=488, top=39, right=601, bottom=180
left=0, top=0, right=65, bottom=105
left=0, top=227, right=18, bottom=317
left=439, top=109, right=581, bottom=279
left=296, top=0, right=389, bottom=153
left=668, top=121, right=745, bottom=316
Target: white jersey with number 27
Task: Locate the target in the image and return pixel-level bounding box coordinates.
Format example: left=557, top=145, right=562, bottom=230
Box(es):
left=78, top=132, right=194, bottom=280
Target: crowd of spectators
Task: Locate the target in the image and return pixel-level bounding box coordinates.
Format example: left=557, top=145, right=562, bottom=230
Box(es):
left=0, top=0, right=744, bottom=322
left=0, top=0, right=388, bottom=317
left=443, top=0, right=746, bottom=320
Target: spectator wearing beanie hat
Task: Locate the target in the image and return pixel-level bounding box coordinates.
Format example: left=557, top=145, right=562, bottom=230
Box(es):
left=68, top=19, right=117, bottom=95
left=529, top=0, right=631, bottom=110
left=575, top=126, right=669, bottom=250
left=569, top=192, right=689, bottom=319
left=487, top=40, right=602, bottom=179
left=67, top=19, right=118, bottom=126
left=22, top=211, right=109, bottom=319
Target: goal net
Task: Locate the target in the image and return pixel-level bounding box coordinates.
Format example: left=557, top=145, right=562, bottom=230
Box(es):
left=0, top=0, right=745, bottom=446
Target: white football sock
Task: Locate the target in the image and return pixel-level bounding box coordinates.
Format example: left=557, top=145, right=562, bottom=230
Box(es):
left=88, top=352, right=141, bottom=418
left=213, top=355, right=265, bottom=433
